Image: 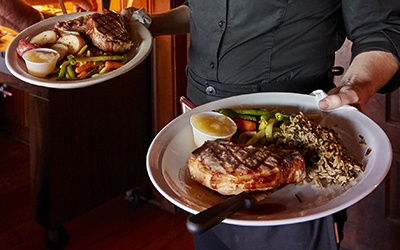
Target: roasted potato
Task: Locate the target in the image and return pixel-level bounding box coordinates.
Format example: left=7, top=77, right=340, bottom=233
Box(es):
left=29, top=30, right=58, bottom=46
left=57, top=34, right=86, bottom=54
left=50, top=43, right=69, bottom=62
left=16, top=40, right=38, bottom=57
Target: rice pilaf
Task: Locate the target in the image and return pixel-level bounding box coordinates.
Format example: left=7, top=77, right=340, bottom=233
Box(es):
left=274, top=112, right=364, bottom=188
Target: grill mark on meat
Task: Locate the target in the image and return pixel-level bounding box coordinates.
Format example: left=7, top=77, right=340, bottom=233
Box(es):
left=54, top=15, right=90, bottom=34
left=86, top=10, right=134, bottom=53
left=54, top=10, right=134, bottom=53
left=188, top=140, right=306, bottom=195
left=91, top=12, right=130, bottom=41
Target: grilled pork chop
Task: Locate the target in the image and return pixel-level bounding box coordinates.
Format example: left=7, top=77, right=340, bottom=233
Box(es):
left=85, top=9, right=134, bottom=53
left=188, top=140, right=306, bottom=195
left=54, top=14, right=91, bottom=34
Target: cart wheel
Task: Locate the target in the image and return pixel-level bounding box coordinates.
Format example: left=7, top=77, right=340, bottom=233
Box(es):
left=125, top=188, right=140, bottom=208
left=44, top=226, right=70, bottom=249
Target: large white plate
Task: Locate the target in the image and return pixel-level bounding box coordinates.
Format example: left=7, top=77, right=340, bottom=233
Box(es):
left=147, top=92, right=392, bottom=226
left=5, top=12, right=152, bottom=89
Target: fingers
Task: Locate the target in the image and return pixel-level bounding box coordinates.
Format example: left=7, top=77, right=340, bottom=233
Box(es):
left=92, top=0, right=98, bottom=10
left=120, top=7, right=139, bottom=22
left=72, top=0, right=98, bottom=11
left=318, top=86, right=364, bottom=111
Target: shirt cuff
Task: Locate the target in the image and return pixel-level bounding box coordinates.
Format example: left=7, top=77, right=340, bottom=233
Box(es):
left=352, top=30, right=400, bottom=93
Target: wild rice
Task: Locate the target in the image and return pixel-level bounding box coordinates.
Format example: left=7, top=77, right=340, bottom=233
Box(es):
left=274, top=112, right=364, bottom=188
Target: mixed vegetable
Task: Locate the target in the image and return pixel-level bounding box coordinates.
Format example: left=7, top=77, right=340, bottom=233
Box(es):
left=216, top=108, right=291, bottom=145
left=53, top=46, right=127, bottom=80
left=17, top=29, right=129, bottom=80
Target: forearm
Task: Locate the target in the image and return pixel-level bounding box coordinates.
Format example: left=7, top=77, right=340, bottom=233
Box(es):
left=341, top=51, right=399, bottom=98
left=319, top=50, right=399, bottom=111
left=0, top=0, right=42, bottom=32
left=148, top=5, right=190, bottom=37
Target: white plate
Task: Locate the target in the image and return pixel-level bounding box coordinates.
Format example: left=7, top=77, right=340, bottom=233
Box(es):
left=146, top=92, right=392, bottom=226
left=5, top=12, right=152, bottom=89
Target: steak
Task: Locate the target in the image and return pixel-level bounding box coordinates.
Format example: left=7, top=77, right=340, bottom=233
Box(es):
left=188, top=140, right=306, bottom=195
left=85, top=9, right=134, bottom=53
left=54, top=14, right=91, bottom=34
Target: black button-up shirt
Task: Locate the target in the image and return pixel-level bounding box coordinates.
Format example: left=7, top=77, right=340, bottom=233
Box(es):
left=187, top=0, right=400, bottom=86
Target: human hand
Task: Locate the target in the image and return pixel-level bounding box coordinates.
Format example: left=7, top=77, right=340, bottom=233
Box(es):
left=318, top=81, right=369, bottom=112
left=318, top=51, right=399, bottom=112
left=120, top=7, right=139, bottom=22
left=70, top=0, right=98, bottom=11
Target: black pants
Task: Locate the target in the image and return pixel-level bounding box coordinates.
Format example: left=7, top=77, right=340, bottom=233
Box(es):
left=192, top=210, right=347, bottom=250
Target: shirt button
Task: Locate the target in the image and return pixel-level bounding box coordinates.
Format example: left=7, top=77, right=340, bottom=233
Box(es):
left=218, top=20, right=224, bottom=27
left=209, top=62, right=215, bottom=69
left=206, top=86, right=216, bottom=95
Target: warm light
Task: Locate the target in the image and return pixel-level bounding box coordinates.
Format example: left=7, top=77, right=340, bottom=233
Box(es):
left=32, top=3, right=75, bottom=16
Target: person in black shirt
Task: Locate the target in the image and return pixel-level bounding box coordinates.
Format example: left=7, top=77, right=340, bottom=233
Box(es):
left=123, top=1, right=400, bottom=249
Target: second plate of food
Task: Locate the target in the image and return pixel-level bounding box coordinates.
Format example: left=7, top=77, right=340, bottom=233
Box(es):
left=5, top=11, right=152, bottom=89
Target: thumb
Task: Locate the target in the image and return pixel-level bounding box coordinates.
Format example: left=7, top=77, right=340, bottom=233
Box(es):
left=318, top=88, right=361, bottom=110
left=121, top=7, right=139, bottom=22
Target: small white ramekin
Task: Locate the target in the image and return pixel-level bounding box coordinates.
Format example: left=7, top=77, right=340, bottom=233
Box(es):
left=22, top=48, right=59, bottom=77
left=190, top=111, right=237, bottom=147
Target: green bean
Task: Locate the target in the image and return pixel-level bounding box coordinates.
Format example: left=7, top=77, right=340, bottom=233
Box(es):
left=58, top=63, right=68, bottom=78
left=67, top=55, right=76, bottom=65
left=265, top=118, right=276, bottom=141
left=74, top=55, right=126, bottom=62
left=258, top=116, right=268, bottom=130
left=275, top=112, right=284, bottom=121
left=246, top=129, right=266, bottom=145
left=217, top=109, right=258, bottom=122
left=99, top=66, right=109, bottom=74
left=66, top=64, right=76, bottom=79
left=77, top=45, right=88, bottom=55
left=60, top=61, right=70, bottom=67
left=48, top=66, right=60, bottom=75
left=275, top=113, right=291, bottom=125
left=85, top=68, right=100, bottom=78
left=231, top=108, right=270, bottom=117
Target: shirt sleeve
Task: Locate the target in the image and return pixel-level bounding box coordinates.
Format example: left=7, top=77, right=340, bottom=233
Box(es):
left=342, top=0, right=400, bottom=93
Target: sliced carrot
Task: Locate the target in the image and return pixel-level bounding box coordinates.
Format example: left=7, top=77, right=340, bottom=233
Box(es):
left=77, top=70, right=88, bottom=78
left=75, top=62, right=96, bottom=74
left=105, top=61, right=124, bottom=69
left=232, top=118, right=257, bottom=131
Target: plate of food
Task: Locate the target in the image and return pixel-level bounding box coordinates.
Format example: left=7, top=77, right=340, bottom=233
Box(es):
left=5, top=10, right=152, bottom=89
left=146, top=92, right=392, bottom=226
